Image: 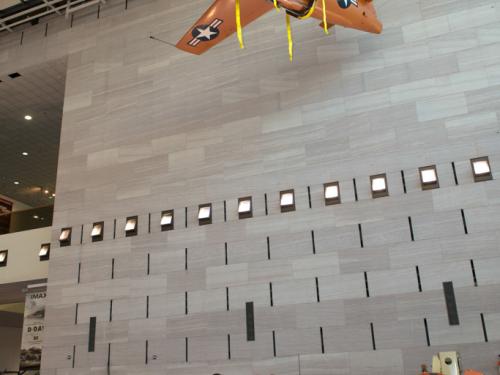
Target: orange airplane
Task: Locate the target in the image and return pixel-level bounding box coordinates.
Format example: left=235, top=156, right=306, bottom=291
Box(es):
left=176, top=0, right=383, bottom=55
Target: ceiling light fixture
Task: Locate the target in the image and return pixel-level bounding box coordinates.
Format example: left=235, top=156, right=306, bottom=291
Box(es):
left=91, top=222, right=104, bottom=242
left=125, top=216, right=138, bottom=237
left=324, top=182, right=341, bottom=205
left=419, top=165, right=439, bottom=190
left=22, top=152, right=28, bottom=156
left=471, top=157, right=493, bottom=182
left=370, top=174, right=389, bottom=198
left=14, top=181, right=19, bottom=185
left=24, top=115, right=32, bottom=120
left=280, top=189, right=296, bottom=212
left=39, top=244, right=50, bottom=261
left=0, top=250, right=8, bottom=267
left=59, top=228, right=72, bottom=247
left=161, top=210, right=174, bottom=231
left=238, top=197, right=253, bottom=219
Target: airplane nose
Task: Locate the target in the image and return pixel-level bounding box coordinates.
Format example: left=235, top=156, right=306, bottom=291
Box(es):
left=371, top=18, right=383, bottom=34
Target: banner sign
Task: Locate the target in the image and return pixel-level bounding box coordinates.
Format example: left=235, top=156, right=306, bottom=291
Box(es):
left=20, top=289, right=46, bottom=374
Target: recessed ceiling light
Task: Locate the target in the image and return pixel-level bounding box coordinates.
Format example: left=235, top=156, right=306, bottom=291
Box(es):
left=44, top=190, right=49, bottom=194
left=51, top=193, right=56, bottom=197
left=33, top=215, right=39, bottom=219
left=24, top=115, right=32, bottom=120
left=13, top=181, right=19, bottom=185
left=22, top=152, right=28, bottom=156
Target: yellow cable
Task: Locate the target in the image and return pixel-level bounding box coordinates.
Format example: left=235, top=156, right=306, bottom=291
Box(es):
left=236, top=0, right=244, bottom=49
left=273, top=0, right=280, bottom=11
left=286, top=13, right=293, bottom=62
left=322, top=0, right=329, bottom=34
left=299, top=0, right=316, bottom=19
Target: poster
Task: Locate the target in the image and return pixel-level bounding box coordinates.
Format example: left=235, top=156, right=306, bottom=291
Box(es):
left=0, top=197, right=12, bottom=234
left=20, top=289, right=46, bottom=374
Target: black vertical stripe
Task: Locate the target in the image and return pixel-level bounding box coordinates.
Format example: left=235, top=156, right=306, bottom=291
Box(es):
left=185, top=292, right=188, bottom=315
left=364, top=271, right=370, bottom=298
left=307, top=186, right=312, bottom=208
left=246, top=302, right=255, bottom=341
left=267, top=236, right=271, bottom=260
left=88, top=317, right=96, bottom=352
left=272, top=330, right=276, bottom=357
left=20, top=31, right=24, bottom=45
left=470, top=259, right=478, bottom=287
left=264, top=193, right=268, bottom=215
left=320, top=327, right=325, bottom=354
left=227, top=334, right=231, bottom=359
left=311, top=230, right=316, bottom=254
left=226, top=287, right=230, bottom=311
left=80, top=225, right=84, bottom=244
left=185, top=207, right=188, bottom=228
left=185, top=248, right=188, bottom=270
left=145, top=340, right=148, bottom=364
left=75, top=303, right=79, bottom=325
left=72, top=345, right=76, bottom=368
left=269, top=282, right=274, bottom=307
left=358, top=224, right=364, bottom=248
left=224, top=200, right=227, bottom=222
left=401, top=170, right=407, bottom=194
left=370, top=322, right=376, bottom=350
left=353, top=178, right=358, bottom=201
left=416, top=266, right=422, bottom=292
left=125, top=0, right=128, bottom=9
left=107, top=343, right=111, bottom=370
left=461, top=209, right=468, bottom=234
left=148, top=213, right=151, bottom=233
left=146, top=296, right=149, bottom=318
left=408, top=216, right=415, bottom=241
left=147, top=253, right=150, bottom=275
left=113, top=219, right=116, bottom=239
left=97, top=3, right=101, bottom=18
left=111, top=258, right=115, bottom=279
left=77, top=262, right=81, bottom=284
left=315, top=277, right=320, bottom=302
left=480, top=313, right=488, bottom=342
left=70, top=14, right=74, bottom=27
left=424, top=318, right=430, bottom=346
left=225, top=242, right=228, bottom=265
left=109, top=300, right=113, bottom=322
left=185, top=337, right=189, bottom=363
left=443, top=281, right=460, bottom=325
left=451, top=162, right=459, bottom=185
left=44, top=23, right=48, bottom=37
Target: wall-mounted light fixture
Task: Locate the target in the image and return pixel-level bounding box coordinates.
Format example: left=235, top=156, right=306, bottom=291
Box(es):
left=91, top=222, right=104, bottom=242
left=280, top=190, right=295, bottom=212
left=324, top=182, right=341, bottom=205
left=419, top=165, right=439, bottom=190
left=59, top=228, right=72, bottom=247
left=161, top=210, right=174, bottom=231
left=370, top=174, right=388, bottom=198
left=238, top=197, right=253, bottom=219
left=39, top=244, right=50, bottom=261
left=198, top=204, right=212, bottom=225
left=0, top=250, right=8, bottom=267
left=471, top=157, right=492, bottom=182
left=125, top=216, right=138, bottom=237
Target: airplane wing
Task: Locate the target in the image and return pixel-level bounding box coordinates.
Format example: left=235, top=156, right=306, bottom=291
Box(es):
left=176, top=0, right=274, bottom=55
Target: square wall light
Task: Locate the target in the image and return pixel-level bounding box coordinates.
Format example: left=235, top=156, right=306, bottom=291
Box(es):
left=91, top=222, right=104, bottom=242
left=198, top=204, right=212, bottom=225
left=0, top=250, right=7, bottom=267
left=161, top=210, right=174, bottom=231
left=370, top=174, right=388, bottom=198
left=59, top=228, right=72, bottom=247
left=125, top=216, right=138, bottom=237
left=280, top=190, right=295, bottom=212
left=471, top=157, right=492, bottom=182
left=238, top=197, right=253, bottom=219
left=39, top=244, right=50, bottom=261
left=419, top=165, right=439, bottom=190
left=324, top=182, right=341, bottom=205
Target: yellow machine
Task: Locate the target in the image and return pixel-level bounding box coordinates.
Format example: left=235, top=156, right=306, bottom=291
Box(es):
left=420, top=352, right=483, bottom=375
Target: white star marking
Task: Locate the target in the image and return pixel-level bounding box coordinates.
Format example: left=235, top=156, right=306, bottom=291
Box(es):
left=196, top=27, right=217, bottom=40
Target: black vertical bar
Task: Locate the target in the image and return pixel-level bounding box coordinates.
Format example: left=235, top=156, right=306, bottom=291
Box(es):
left=147, top=253, right=150, bottom=275
left=148, top=213, right=151, bottom=233
left=77, top=262, right=81, bottom=284
left=185, top=207, right=188, bottom=228
left=408, top=216, right=415, bottom=241
left=451, top=162, right=459, bottom=185
left=416, top=266, right=422, bottom=292
left=113, top=219, right=116, bottom=239
left=125, top=0, right=128, bottom=9
left=461, top=209, right=468, bottom=234
left=480, top=313, right=488, bottom=342
left=75, top=303, right=79, bottom=325
left=109, top=299, right=113, bottom=322
left=353, top=178, right=358, bottom=201
left=227, top=334, right=231, bottom=359
left=185, top=337, right=189, bottom=363
left=320, top=327, right=325, bottom=354
left=80, top=225, right=84, bottom=244
left=364, top=271, right=370, bottom=298
left=401, top=170, right=407, bottom=194
left=264, top=193, right=268, bottom=215
left=107, top=343, right=111, bottom=370
left=44, top=23, right=48, bottom=37
left=311, top=230, right=316, bottom=254
left=470, top=259, right=478, bottom=287
left=146, top=296, right=149, bottom=318
left=70, top=14, right=74, bottom=28
left=267, top=236, right=271, bottom=260
left=72, top=345, right=76, bottom=368
left=269, top=282, right=274, bottom=307
left=224, top=200, right=227, bottom=222
left=225, top=242, right=228, bottom=265
left=97, top=3, right=101, bottom=18
left=443, top=281, right=460, bottom=325
left=358, top=224, right=364, bottom=248
left=111, top=258, right=115, bottom=279
left=424, top=318, right=430, bottom=346
left=307, top=186, right=312, bottom=208
left=246, top=302, right=255, bottom=341
left=145, top=340, right=148, bottom=364
left=370, top=322, right=376, bottom=350
left=185, top=248, right=188, bottom=270
left=20, top=31, right=24, bottom=45
left=88, top=317, right=96, bottom=352
left=226, top=287, right=230, bottom=311
left=315, top=277, right=320, bottom=302
left=272, top=330, right=276, bottom=357
left=185, top=291, right=188, bottom=315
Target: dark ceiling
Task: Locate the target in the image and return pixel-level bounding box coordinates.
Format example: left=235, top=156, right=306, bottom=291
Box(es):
left=0, top=58, right=66, bottom=208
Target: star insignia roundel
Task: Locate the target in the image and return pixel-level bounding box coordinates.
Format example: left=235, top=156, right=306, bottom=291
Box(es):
left=188, top=18, right=223, bottom=47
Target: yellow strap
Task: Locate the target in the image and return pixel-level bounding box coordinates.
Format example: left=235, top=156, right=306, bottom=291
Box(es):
left=299, top=0, right=316, bottom=19
left=273, top=0, right=280, bottom=11
left=322, top=0, right=329, bottom=34
left=286, top=13, right=293, bottom=62
left=236, top=0, right=244, bottom=49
